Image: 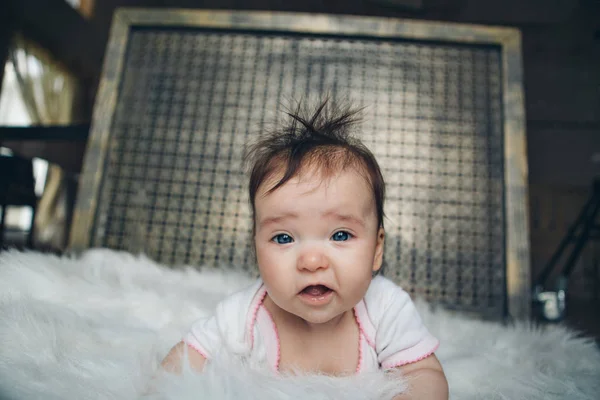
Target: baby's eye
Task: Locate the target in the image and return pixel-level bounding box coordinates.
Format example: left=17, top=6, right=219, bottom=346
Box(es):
left=272, top=234, right=293, bottom=244
left=331, top=231, right=352, bottom=242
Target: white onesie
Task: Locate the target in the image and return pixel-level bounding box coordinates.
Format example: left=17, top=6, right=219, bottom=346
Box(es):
left=183, top=275, right=439, bottom=373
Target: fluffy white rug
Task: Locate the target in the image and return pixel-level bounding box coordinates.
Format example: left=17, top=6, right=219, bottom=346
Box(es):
left=0, top=249, right=598, bottom=400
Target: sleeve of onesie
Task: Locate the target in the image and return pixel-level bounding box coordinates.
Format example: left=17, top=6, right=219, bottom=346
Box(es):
left=369, top=276, right=439, bottom=369
left=181, top=279, right=263, bottom=360
left=183, top=315, right=221, bottom=359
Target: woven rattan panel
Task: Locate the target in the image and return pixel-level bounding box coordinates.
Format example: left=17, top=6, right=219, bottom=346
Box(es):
left=93, top=28, right=505, bottom=317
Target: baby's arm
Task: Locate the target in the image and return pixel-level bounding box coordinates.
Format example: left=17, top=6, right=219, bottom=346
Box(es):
left=142, top=342, right=206, bottom=395
left=160, top=341, right=207, bottom=374
left=390, top=354, right=448, bottom=400
left=364, top=277, right=448, bottom=399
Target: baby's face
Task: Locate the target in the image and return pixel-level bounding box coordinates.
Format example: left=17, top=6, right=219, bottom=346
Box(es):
left=253, top=165, right=384, bottom=325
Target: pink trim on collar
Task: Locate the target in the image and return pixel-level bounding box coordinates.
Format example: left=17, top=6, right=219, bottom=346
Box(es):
left=353, top=308, right=363, bottom=373
left=260, top=304, right=281, bottom=372
left=246, top=285, right=268, bottom=349
left=353, top=300, right=376, bottom=349
left=246, top=285, right=281, bottom=373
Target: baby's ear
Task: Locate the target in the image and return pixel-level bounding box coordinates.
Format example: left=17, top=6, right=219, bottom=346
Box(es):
left=372, top=228, right=385, bottom=272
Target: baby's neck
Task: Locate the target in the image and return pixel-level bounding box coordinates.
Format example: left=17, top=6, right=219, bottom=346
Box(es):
left=263, top=295, right=351, bottom=335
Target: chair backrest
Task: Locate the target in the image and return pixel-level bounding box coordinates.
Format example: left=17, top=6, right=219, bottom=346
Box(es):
left=70, top=10, right=531, bottom=321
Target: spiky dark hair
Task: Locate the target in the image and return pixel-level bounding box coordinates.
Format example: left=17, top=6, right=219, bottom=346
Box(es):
left=244, top=98, right=386, bottom=230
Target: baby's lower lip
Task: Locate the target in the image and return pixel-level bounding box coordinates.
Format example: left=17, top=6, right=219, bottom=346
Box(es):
left=298, top=288, right=334, bottom=306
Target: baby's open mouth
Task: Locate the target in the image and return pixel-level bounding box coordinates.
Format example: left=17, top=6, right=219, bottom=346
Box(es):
left=300, top=285, right=332, bottom=296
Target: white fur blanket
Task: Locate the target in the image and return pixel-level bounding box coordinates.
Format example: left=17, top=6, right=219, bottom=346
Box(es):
left=0, top=249, right=598, bottom=400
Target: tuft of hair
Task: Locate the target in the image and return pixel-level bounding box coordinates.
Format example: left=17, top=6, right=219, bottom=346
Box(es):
left=244, top=98, right=386, bottom=229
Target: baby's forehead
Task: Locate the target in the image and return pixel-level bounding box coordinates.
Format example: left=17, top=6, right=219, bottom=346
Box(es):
left=256, top=166, right=378, bottom=222
left=259, top=160, right=371, bottom=194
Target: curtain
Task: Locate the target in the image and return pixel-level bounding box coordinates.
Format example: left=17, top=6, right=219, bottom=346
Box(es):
left=9, top=34, right=77, bottom=250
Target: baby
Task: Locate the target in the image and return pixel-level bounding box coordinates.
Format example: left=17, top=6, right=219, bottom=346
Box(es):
left=161, top=100, right=448, bottom=399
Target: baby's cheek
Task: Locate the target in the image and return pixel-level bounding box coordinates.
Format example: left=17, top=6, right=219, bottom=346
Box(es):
left=257, top=247, right=285, bottom=277
left=343, top=252, right=376, bottom=289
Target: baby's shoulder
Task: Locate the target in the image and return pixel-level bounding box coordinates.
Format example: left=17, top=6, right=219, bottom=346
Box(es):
left=363, top=276, right=414, bottom=321
left=214, top=279, right=264, bottom=317
left=185, top=279, right=264, bottom=356
left=362, top=277, right=438, bottom=368
left=365, top=275, right=410, bottom=303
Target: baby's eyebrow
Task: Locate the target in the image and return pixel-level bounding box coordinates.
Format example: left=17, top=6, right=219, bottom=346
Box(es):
left=258, top=212, right=299, bottom=227
left=322, top=211, right=366, bottom=228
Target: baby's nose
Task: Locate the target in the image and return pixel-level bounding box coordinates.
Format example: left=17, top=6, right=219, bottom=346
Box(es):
left=297, top=248, right=329, bottom=272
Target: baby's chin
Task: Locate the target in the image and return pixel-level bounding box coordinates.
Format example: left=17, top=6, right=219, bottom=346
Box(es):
left=267, top=294, right=357, bottom=327
left=289, top=307, right=354, bottom=327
